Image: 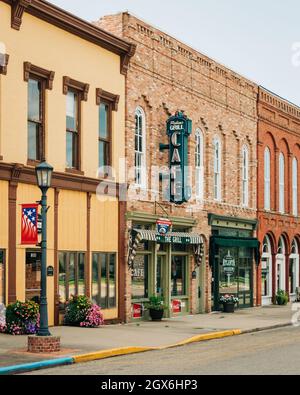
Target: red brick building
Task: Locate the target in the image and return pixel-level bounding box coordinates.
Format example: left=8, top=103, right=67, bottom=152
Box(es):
left=257, top=87, right=300, bottom=306
left=97, top=13, right=259, bottom=321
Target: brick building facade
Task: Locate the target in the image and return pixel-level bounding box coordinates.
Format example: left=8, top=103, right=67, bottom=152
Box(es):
left=257, top=87, right=300, bottom=306
left=96, top=13, right=260, bottom=321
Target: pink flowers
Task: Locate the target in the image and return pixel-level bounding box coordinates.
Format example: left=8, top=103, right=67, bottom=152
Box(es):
left=80, top=304, right=104, bottom=328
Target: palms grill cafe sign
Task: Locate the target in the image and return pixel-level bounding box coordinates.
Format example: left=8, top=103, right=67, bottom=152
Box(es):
left=167, top=112, right=192, bottom=204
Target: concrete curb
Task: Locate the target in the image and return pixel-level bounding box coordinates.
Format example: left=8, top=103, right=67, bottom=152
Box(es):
left=0, top=323, right=292, bottom=374
left=0, top=357, right=73, bottom=375
left=240, top=322, right=292, bottom=335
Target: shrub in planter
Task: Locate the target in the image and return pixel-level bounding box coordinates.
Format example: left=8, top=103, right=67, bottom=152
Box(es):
left=0, top=300, right=39, bottom=335
left=64, top=295, right=104, bottom=328
left=276, top=290, right=289, bottom=306
left=145, top=296, right=166, bottom=321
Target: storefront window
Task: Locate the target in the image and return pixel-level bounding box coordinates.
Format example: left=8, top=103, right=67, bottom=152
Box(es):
left=171, top=256, right=186, bottom=297
left=25, top=251, right=41, bottom=303
left=58, top=252, right=85, bottom=308
left=132, top=255, right=149, bottom=300
left=92, top=253, right=116, bottom=309
left=0, top=250, right=5, bottom=305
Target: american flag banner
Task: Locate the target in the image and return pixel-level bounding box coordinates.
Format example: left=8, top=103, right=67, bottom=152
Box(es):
left=21, top=204, right=39, bottom=245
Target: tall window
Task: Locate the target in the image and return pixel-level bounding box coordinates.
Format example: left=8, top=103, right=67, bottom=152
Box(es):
left=213, top=138, right=221, bottom=201
left=242, top=146, right=249, bottom=207
left=92, top=253, right=116, bottom=309
left=66, top=91, right=80, bottom=169
left=98, top=102, right=112, bottom=170
left=264, top=147, right=271, bottom=210
left=293, top=158, right=298, bottom=216
left=58, top=252, right=85, bottom=308
left=279, top=153, right=285, bottom=213
left=195, top=129, right=204, bottom=200
left=134, top=107, right=146, bottom=187
left=28, top=78, right=44, bottom=161
left=0, top=250, right=5, bottom=305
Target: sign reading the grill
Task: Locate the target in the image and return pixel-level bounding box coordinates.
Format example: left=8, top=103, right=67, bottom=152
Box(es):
left=167, top=112, right=192, bottom=204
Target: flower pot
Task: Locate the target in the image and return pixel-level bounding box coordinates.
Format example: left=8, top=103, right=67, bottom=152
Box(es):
left=223, top=303, right=235, bottom=313
left=149, top=308, right=164, bottom=321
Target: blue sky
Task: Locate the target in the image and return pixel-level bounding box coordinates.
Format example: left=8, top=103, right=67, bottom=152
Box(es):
left=50, top=0, right=300, bottom=105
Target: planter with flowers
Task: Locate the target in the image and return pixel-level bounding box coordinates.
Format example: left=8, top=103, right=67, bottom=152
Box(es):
left=0, top=300, right=39, bottom=335
left=63, top=295, right=104, bottom=328
left=219, top=294, right=239, bottom=313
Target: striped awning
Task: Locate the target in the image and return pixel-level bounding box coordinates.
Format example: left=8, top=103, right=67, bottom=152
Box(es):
left=132, top=229, right=203, bottom=245
left=128, top=229, right=204, bottom=268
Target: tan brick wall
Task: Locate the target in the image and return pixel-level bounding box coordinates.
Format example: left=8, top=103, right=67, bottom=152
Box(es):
left=96, top=13, right=258, bottom=318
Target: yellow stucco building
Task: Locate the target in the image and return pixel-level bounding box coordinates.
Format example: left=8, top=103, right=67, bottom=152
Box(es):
left=0, top=0, right=135, bottom=325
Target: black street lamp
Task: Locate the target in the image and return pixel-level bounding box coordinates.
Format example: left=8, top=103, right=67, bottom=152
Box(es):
left=35, top=161, right=53, bottom=337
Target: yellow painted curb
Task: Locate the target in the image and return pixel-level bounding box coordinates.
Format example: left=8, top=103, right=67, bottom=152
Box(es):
left=164, top=329, right=242, bottom=349
left=73, top=347, right=156, bottom=363
left=72, top=329, right=242, bottom=364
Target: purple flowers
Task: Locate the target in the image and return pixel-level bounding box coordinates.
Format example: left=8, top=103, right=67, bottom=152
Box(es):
left=1, top=301, right=40, bottom=335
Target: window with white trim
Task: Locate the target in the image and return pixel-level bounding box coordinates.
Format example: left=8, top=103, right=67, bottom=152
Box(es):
left=242, top=145, right=249, bottom=207
left=213, top=138, right=221, bottom=201
left=195, top=129, right=204, bottom=200
left=134, top=107, right=147, bottom=188
left=279, top=153, right=285, bottom=214
left=264, top=147, right=271, bottom=211
left=293, top=157, right=298, bottom=216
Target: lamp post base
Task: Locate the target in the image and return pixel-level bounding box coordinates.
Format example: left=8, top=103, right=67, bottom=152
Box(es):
left=28, top=336, right=60, bottom=353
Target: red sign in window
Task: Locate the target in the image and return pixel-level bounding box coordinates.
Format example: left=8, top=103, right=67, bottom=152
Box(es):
left=172, top=299, right=181, bottom=313
left=132, top=303, right=142, bottom=319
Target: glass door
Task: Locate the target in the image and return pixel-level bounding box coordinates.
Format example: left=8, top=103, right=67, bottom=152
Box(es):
left=156, top=255, right=165, bottom=298
left=25, top=250, right=42, bottom=303
left=238, top=257, right=253, bottom=307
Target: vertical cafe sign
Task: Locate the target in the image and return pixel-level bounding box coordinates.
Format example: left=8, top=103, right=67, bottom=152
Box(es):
left=167, top=112, right=192, bottom=204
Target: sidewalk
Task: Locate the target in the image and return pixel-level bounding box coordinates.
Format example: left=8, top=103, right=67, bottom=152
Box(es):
left=0, top=304, right=295, bottom=370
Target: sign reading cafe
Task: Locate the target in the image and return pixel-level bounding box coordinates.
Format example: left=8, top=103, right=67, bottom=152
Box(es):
left=166, top=111, right=192, bottom=204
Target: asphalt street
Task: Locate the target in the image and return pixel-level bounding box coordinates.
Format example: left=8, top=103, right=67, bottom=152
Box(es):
left=24, top=326, right=300, bottom=375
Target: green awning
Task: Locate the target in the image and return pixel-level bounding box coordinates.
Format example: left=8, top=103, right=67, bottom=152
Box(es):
left=212, top=236, right=260, bottom=249
left=210, top=236, right=261, bottom=265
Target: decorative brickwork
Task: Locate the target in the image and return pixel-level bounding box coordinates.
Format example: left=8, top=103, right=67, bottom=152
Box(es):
left=257, top=87, right=300, bottom=306
left=27, top=336, right=60, bottom=353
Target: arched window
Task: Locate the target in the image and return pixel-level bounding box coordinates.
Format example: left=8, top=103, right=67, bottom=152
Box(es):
left=195, top=129, right=204, bottom=200
left=134, top=107, right=146, bottom=187
left=293, top=158, right=298, bottom=216
left=264, top=147, right=271, bottom=210
left=213, top=138, right=221, bottom=201
left=279, top=153, right=285, bottom=213
left=242, top=145, right=249, bottom=207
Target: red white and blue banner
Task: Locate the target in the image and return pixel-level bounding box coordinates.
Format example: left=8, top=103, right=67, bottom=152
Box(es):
left=21, top=204, right=39, bottom=245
